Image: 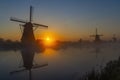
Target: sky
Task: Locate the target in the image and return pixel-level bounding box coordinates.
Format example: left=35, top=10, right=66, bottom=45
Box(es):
left=0, top=0, right=120, bottom=41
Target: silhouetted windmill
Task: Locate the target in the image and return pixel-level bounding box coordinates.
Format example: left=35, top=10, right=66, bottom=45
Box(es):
left=112, top=34, right=117, bottom=42
left=90, top=28, right=103, bottom=42
left=10, top=6, right=48, bottom=45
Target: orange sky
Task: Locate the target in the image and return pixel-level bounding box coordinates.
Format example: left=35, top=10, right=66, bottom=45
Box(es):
left=1, top=0, right=120, bottom=41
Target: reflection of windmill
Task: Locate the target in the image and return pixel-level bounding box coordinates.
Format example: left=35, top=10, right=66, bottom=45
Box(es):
left=94, top=46, right=101, bottom=59
left=10, top=46, right=48, bottom=80
left=92, top=46, right=102, bottom=71
left=90, top=28, right=103, bottom=42
left=10, top=6, right=48, bottom=45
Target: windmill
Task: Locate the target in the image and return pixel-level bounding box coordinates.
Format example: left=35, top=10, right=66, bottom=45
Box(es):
left=10, top=6, right=48, bottom=45
left=10, top=46, right=48, bottom=80
left=112, top=34, right=117, bottom=42
left=90, top=28, right=103, bottom=42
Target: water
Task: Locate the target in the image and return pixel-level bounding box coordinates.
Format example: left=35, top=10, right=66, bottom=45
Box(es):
left=0, top=43, right=120, bottom=80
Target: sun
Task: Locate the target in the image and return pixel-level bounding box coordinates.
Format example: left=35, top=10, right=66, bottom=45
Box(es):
left=37, top=31, right=58, bottom=47
left=46, top=37, right=50, bottom=41
left=45, top=37, right=52, bottom=43
left=43, top=36, right=55, bottom=46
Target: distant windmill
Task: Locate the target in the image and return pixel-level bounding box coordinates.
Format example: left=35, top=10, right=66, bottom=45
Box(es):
left=112, top=34, right=117, bottom=42
left=10, top=6, right=48, bottom=45
left=90, top=28, right=103, bottom=42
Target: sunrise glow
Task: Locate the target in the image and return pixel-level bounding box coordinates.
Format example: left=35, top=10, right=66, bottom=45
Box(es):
left=46, top=37, right=50, bottom=41
left=43, top=36, right=55, bottom=47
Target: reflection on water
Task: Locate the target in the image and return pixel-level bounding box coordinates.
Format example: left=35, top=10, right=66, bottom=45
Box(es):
left=0, top=43, right=120, bottom=80
left=10, top=45, right=48, bottom=80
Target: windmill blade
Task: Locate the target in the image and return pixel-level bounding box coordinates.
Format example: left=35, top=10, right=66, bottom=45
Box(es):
left=19, top=24, right=24, bottom=34
left=19, top=65, right=23, bottom=68
left=33, top=26, right=39, bottom=31
left=10, top=68, right=26, bottom=75
left=90, top=35, right=95, bottom=37
left=32, top=63, right=48, bottom=69
left=10, top=17, right=27, bottom=23
left=33, top=26, right=47, bottom=31
left=30, top=6, right=33, bottom=22
left=99, top=34, right=103, bottom=36
left=33, top=23, right=48, bottom=28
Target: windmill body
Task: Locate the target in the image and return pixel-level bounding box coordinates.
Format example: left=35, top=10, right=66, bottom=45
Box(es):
left=21, top=22, right=35, bottom=45
left=90, top=28, right=103, bottom=42
left=95, top=34, right=101, bottom=42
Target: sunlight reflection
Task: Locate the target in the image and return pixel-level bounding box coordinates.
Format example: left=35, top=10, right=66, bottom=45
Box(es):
left=43, top=48, right=56, bottom=57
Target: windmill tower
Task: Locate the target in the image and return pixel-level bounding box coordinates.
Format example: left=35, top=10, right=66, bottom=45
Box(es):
left=90, top=28, right=103, bottom=42
left=10, top=6, right=48, bottom=45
